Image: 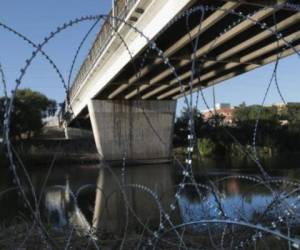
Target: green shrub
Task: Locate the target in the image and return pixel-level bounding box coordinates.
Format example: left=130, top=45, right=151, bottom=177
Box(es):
left=197, top=138, right=216, bottom=157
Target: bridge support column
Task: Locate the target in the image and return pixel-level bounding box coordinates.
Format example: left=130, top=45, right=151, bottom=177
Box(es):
left=88, top=100, right=176, bottom=162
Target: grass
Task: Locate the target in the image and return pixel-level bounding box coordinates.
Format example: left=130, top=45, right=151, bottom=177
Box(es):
left=0, top=221, right=291, bottom=249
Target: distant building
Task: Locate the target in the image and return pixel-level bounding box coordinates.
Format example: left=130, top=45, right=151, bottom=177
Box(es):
left=200, top=102, right=300, bottom=126
left=272, top=102, right=286, bottom=114
left=201, top=103, right=234, bottom=124
left=272, top=102, right=300, bottom=125
left=215, top=103, right=231, bottom=110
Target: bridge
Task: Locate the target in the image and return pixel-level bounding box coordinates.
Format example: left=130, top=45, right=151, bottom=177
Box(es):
left=67, top=0, right=300, bottom=162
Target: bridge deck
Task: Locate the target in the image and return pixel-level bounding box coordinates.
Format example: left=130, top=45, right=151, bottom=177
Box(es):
left=69, top=0, right=300, bottom=118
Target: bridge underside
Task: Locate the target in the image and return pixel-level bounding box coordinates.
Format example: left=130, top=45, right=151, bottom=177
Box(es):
left=69, top=0, right=300, bottom=161
left=94, top=0, right=299, bottom=101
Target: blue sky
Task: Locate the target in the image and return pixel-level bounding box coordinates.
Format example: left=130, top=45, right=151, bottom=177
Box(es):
left=177, top=53, right=300, bottom=113
left=0, top=0, right=111, bottom=101
left=0, top=1, right=299, bottom=114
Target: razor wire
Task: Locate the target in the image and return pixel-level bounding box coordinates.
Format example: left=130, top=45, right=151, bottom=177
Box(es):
left=0, top=2, right=300, bottom=249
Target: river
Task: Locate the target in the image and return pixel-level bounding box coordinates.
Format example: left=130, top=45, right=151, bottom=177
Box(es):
left=1, top=155, right=300, bottom=248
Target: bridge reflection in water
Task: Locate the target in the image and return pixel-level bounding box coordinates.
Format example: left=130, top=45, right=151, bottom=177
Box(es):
left=1, top=162, right=298, bottom=237
left=37, top=163, right=177, bottom=233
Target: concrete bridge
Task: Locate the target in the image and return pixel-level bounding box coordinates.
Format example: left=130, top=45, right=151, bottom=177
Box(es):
left=67, top=0, right=300, bottom=162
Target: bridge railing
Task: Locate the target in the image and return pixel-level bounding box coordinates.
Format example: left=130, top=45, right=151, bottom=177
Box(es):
left=69, top=0, right=139, bottom=103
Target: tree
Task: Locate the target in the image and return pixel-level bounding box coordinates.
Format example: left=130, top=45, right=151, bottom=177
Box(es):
left=174, top=107, right=204, bottom=145
left=233, top=104, right=280, bottom=146
left=234, top=105, right=279, bottom=126
left=284, top=103, right=300, bottom=132
left=205, top=112, right=225, bottom=127
left=0, top=88, right=57, bottom=139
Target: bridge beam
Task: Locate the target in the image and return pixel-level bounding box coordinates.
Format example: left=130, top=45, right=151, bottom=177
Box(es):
left=88, top=99, right=176, bottom=162
left=124, top=6, right=276, bottom=100
left=224, top=0, right=286, bottom=6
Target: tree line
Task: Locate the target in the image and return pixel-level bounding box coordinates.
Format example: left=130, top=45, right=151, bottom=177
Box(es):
left=174, top=103, right=300, bottom=156
left=0, top=89, right=57, bottom=140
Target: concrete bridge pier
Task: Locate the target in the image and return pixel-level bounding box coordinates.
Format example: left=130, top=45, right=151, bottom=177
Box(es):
left=87, top=99, right=176, bottom=163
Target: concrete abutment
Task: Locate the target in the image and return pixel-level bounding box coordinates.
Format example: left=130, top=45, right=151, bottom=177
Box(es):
left=87, top=100, right=176, bottom=162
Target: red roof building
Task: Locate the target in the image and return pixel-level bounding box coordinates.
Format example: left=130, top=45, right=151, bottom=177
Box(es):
left=201, top=103, right=234, bottom=124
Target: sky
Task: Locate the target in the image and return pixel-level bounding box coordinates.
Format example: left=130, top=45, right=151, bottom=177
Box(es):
left=177, top=53, right=300, bottom=114
left=0, top=0, right=111, bottom=101
left=0, top=1, right=299, bottom=115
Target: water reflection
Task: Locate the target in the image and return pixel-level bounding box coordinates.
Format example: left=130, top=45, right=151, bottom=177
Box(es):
left=179, top=189, right=300, bottom=232
left=22, top=163, right=177, bottom=234
left=92, top=163, right=177, bottom=232
left=44, top=185, right=68, bottom=227
left=44, top=179, right=93, bottom=237
left=1, top=162, right=300, bottom=235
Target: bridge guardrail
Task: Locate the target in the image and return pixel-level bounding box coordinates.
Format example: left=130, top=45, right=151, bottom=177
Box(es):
left=69, top=0, right=139, bottom=103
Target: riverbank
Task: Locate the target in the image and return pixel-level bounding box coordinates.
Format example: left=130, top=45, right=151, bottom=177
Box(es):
left=0, top=223, right=140, bottom=249
left=0, top=138, right=99, bottom=167
left=0, top=221, right=290, bottom=249
left=3, top=141, right=300, bottom=170
left=174, top=144, right=300, bottom=172
left=175, top=136, right=300, bottom=158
